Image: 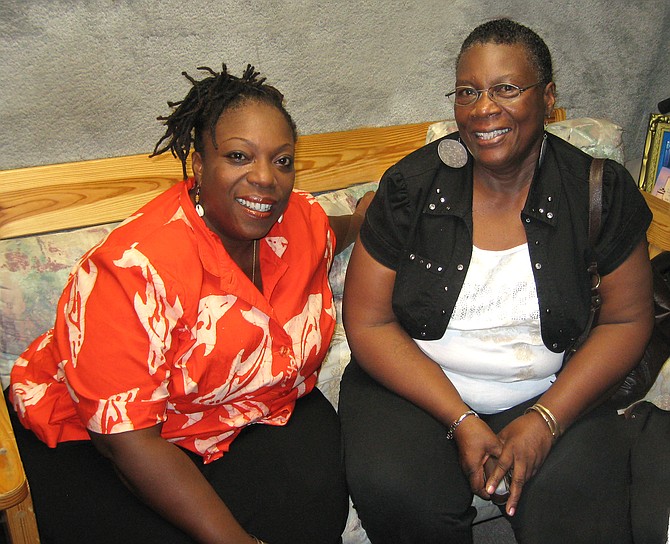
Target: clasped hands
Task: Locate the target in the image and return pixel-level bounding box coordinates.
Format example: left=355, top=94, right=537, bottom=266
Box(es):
left=454, top=410, right=555, bottom=516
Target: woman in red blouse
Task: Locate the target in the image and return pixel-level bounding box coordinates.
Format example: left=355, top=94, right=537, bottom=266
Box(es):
left=9, top=63, right=370, bottom=544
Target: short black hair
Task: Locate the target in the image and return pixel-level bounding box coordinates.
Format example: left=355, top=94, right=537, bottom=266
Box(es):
left=151, top=63, right=297, bottom=179
left=457, top=18, right=553, bottom=85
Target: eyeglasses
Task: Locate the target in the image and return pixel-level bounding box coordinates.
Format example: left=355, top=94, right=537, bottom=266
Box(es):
left=445, top=82, right=543, bottom=106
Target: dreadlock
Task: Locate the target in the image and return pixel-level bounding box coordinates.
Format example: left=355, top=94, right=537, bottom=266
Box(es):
left=151, top=63, right=297, bottom=180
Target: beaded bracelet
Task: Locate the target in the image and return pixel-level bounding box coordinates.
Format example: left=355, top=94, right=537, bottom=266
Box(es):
left=446, top=409, right=479, bottom=439
left=525, top=403, right=562, bottom=441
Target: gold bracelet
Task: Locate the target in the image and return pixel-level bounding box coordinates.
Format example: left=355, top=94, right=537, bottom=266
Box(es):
left=525, top=403, right=562, bottom=441
left=446, top=409, right=479, bottom=439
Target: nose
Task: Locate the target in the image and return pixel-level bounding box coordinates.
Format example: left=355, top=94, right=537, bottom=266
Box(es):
left=247, top=159, right=275, bottom=187
left=471, top=89, right=502, bottom=116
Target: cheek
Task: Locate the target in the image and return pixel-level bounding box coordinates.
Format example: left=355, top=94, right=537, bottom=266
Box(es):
left=278, top=171, right=296, bottom=192
left=454, top=108, right=468, bottom=130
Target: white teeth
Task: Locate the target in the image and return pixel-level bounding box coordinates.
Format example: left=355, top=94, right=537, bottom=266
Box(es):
left=475, top=128, right=510, bottom=140
left=236, top=198, right=272, bottom=212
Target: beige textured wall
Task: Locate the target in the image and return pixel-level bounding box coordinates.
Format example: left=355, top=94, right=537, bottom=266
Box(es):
left=1, top=0, right=668, bottom=170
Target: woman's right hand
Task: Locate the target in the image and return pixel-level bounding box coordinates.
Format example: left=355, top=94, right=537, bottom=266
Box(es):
left=487, top=410, right=555, bottom=516
left=452, top=415, right=503, bottom=501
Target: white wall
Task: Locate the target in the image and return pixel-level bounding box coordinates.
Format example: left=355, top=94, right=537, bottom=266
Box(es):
left=1, top=0, right=668, bottom=170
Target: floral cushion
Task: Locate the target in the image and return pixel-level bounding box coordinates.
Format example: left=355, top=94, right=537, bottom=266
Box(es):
left=313, top=182, right=378, bottom=407
left=0, top=224, right=120, bottom=388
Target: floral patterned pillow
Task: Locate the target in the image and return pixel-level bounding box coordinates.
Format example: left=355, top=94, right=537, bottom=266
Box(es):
left=0, top=224, right=120, bottom=388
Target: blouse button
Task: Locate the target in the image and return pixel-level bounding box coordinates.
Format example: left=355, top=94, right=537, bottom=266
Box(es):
left=547, top=212, right=554, bottom=219
left=444, top=286, right=448, bottom=291
left=457, top=264, right=464, bottom=271
left=539, top=208, right=545, bottom=214
left=437, top=266, right=443, bottom=272
left=426, top=263, right=432, bottom=269
left=440, top=197, right=446, bottom=203
left=410, top=254, right=416, bottom=260
left=552, top=343, right=559, bottom=349
left=546, top=308, right=552, bottom=314
left=429, top=203, right=436, bottom=210
left=420, top=331, right=427, bottom=337
left=525, top=218, right=531, bottom=223
left=441, top=309, right=447, bottom=315
left=535, top=262, right=542, bottom=269
left=436, top=188, right=441, bottom=194
left=547, top=196, right=553, bottom=202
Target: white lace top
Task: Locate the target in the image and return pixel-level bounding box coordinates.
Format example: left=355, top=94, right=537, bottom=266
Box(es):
left=414, top=244, right=564, bottom=414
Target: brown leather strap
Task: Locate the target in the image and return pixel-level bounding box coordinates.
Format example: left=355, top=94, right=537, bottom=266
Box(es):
left=588, top=158, right=605, bottom=246
left=585, top=158, right=605, bottom=326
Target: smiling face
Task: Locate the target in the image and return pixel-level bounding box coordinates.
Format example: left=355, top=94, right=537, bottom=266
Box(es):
left=191, top=99, right=296, bottom=253
left=454, top=42, right=555, bottom=176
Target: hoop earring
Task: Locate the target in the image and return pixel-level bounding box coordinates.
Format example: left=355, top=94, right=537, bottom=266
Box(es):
left=194, top=184, right=205, bottom=217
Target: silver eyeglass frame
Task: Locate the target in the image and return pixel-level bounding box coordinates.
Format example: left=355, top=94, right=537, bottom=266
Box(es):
left=445, top=82, right=543, bottom=106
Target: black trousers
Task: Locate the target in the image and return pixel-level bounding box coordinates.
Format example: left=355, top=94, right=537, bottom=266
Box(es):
left=7, top=388, right=348, bottom=544
left=629, top=401, right=670, bottom=544
left=339, top=359, right=639, bottom=544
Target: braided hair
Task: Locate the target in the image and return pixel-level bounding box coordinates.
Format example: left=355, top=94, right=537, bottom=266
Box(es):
left=457, top=18, right=553, bottom=86
left=151, top=63, right=297, bottom=179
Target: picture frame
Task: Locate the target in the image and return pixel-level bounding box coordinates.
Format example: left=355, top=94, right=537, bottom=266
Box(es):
left=639, top=113, right=670, bottom=197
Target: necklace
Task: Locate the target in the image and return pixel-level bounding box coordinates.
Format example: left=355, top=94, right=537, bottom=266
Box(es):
left=252, top=239, right=257, bottom=285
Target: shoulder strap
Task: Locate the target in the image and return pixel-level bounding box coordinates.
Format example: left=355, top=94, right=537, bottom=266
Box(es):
left=557, top=158, right=606, bottom=361
left=585, top=158, right=605, bottom=326
left=588, top=158, right=605, bottom=245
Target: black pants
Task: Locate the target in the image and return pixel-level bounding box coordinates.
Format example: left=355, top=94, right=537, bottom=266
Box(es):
left=7, top=388, right=348, bottom=544
left=339, top=359, right=636, bottom=544
left=629, top=401, right=670, bottom=543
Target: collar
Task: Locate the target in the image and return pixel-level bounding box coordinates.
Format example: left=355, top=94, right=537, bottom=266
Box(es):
left=522, top=133, right=563, bottom=228
left=423, top=132, right=564, bottom=229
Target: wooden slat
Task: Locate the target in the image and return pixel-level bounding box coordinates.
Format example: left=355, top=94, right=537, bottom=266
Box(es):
left=0, top=122, right=432, bottom=240
left=641, top=190, right=670, bottom=257
left=0, top=153, right=186, bottom=240
left=3, top=491, right=40, bottom=544
left=294, top=121, right=432, bottom=193
left=0, top=396, right=28, bottom=511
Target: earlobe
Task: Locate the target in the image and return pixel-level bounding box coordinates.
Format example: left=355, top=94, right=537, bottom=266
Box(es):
left=544, top=82, right=557, bottom=116
left=192, top=151, right=203, bottom=182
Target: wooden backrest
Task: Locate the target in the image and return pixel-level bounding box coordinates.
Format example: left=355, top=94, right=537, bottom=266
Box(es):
left=0, top=122, right=433, bottom=240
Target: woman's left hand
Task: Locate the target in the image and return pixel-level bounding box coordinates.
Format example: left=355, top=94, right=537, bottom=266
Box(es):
left=487, top=410, right=555, bottom=516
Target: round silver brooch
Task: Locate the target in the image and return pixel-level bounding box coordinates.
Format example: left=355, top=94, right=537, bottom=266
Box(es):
left=437, top=139, right=468, bottom=168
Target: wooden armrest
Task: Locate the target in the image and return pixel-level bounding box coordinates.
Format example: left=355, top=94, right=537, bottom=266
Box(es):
left=641, top=191, right=670, bottom=258
left=0, top=394, right=40, bottom=543
left=0, top=394, right=28, bottom=510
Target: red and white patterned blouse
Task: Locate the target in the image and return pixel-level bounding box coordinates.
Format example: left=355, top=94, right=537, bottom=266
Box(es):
left=10, top=179, right=336, bottom=463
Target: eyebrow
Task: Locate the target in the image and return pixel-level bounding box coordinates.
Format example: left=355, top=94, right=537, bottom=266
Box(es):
left=218, top=137, right=294, bottom=153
